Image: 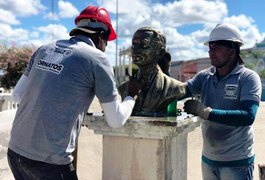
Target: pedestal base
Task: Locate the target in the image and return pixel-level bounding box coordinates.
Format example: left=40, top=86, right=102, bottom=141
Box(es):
left=83, top=115, right=201, bottom=180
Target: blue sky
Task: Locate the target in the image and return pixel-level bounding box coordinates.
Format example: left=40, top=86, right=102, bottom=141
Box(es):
left=0, top=0, right=264, bottom=66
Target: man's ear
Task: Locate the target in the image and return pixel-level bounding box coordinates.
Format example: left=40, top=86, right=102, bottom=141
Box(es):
left=228, top=48, right=236, bottom=57
left=98, top=31, right=104, bottom=40
left=99, top=31, right=108, bottom=41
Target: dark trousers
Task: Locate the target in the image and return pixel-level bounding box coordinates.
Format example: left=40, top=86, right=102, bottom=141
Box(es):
left=7, top=148, right=78, bottom=180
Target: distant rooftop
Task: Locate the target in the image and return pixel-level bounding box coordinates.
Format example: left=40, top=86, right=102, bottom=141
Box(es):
left=255, top=38, right=265, bottom=49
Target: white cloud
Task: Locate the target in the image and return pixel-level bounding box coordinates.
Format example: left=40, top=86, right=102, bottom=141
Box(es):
left=29, top=31, right=40, bottom=39
left=165, top=28, right=194, bottom=49
left=191, top=28, right=210, bottom=45
left=44, top=12, right=59, bottom=21
left=20, top=39, right=44, bottom=48
left=241, top=26, right=264, bottom=48
left=44, top=1, right=78, bottom=21
left=0, top=0, right=45, bottom=17
left=100, top=0, right=229, bottom=39
left=152, top=0, right=227, bottom=27
left=58, top=0, right=79, bottom=18
left=19, top=24, right=71, bottom=48
left=223, top=14, right=254, bottom=29
left=0, top=9, right=20, bottom=25
left=162, top=27, right=209, bottom=60
left=0, top=23, right=28, bottom=43
left=101, top=0, right=153, bottom=35
left=36, top=24, right=70, bottom=42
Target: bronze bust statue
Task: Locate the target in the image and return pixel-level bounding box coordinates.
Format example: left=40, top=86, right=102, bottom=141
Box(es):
left=119, top=27, right=187, bottom=116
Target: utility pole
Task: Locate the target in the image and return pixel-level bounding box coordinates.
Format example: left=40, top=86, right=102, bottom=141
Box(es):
left=115, top=0, right=119, bottom=83
left=51, top=0, right=55, bottom=42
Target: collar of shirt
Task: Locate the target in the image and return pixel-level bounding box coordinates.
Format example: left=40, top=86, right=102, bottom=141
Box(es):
left=209, top=63, right=244, bottom=78
left=71, top=34, right=96, bottom=48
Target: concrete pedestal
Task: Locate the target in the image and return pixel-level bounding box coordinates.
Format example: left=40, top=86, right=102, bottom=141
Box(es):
left=83, top=115, right=201, bottom=180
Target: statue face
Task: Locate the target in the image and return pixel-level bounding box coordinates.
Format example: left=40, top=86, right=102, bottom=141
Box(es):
left=131, top=30, right=158, bottom=66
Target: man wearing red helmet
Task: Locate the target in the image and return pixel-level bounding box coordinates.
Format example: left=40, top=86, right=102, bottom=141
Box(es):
left=8, top=5, right=140, bottom=180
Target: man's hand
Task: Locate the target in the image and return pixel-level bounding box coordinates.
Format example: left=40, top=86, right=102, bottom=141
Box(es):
left=127, top=75, right=141, bottom=100
left=183, top=99, right=212, bottom=120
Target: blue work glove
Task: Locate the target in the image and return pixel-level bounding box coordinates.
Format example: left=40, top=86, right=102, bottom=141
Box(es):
left=183, top=99, right=212, bottom=120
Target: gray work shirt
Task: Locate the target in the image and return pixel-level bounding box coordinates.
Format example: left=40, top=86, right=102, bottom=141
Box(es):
left=9, top=35, right=118, bottom=165
left=187, top=64, right=261, bottom=161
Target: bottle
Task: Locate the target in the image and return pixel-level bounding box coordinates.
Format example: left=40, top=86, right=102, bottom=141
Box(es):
left=167, top=99, right=177, bottom=116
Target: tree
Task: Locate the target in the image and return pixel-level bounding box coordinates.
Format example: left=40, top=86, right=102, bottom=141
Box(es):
left=0, top=61, right=28, bottom=89
left=241, top=49, right=265, bottom=78
left=0, top=46, right=36, bottom=89
left=259, top=69, right=265, bottom=79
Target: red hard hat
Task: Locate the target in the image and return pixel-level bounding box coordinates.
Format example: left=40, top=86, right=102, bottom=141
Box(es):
left=70, top=6, right=117, bottom=41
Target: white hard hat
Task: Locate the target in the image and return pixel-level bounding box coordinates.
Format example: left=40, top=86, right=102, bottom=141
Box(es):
left=205, top=23, right=244, bottom=47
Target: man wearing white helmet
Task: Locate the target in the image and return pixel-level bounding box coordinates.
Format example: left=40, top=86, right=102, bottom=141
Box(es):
left=183, top=23, right=262, bottom=179
left=8, top=5, right=141, bottom=179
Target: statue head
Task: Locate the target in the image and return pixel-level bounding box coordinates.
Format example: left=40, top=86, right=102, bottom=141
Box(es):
left=131, top=27, right=166, bottom=67
left=118, top=27, right=186, bottom=117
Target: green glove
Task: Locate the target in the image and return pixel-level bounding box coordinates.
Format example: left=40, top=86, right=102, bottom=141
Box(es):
left=183, top=99, right=212, bottom=120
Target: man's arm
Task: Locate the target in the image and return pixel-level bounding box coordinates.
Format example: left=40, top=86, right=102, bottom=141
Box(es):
left=208, top=100, right=259, bottom=126
left=184, top=99, right=259, bottom=126
left=12, top=74, right=29, bottom=103
left=100, top=76, right=140, bottom=129
left=101, top=96, right=136, bottom=128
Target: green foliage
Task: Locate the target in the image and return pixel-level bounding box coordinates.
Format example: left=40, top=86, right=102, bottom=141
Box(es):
left=0, top=61, right=28, bottom=89
left=244, top=63, right=255, bottom=70
left=259, top=69, right=265, bottom=78
left=113, top=64, right=139, bottom=77
left=251, top=51, right=265, bottom=59
left=131, top=64, right=139, bottom=76
left=0, top=45, right=36, bottom=89
left=240, top=49, right=265, bottom=78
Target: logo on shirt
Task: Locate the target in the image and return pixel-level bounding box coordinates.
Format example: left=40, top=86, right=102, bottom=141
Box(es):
left=224, top=84, right=238, bottom=99
left=36, top=59, right=64, bottom=74
left=46, top=46, right=72, bottom=57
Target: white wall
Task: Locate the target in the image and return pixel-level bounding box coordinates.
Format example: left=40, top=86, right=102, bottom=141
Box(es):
left=0, top=93, right=18, bottom=111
